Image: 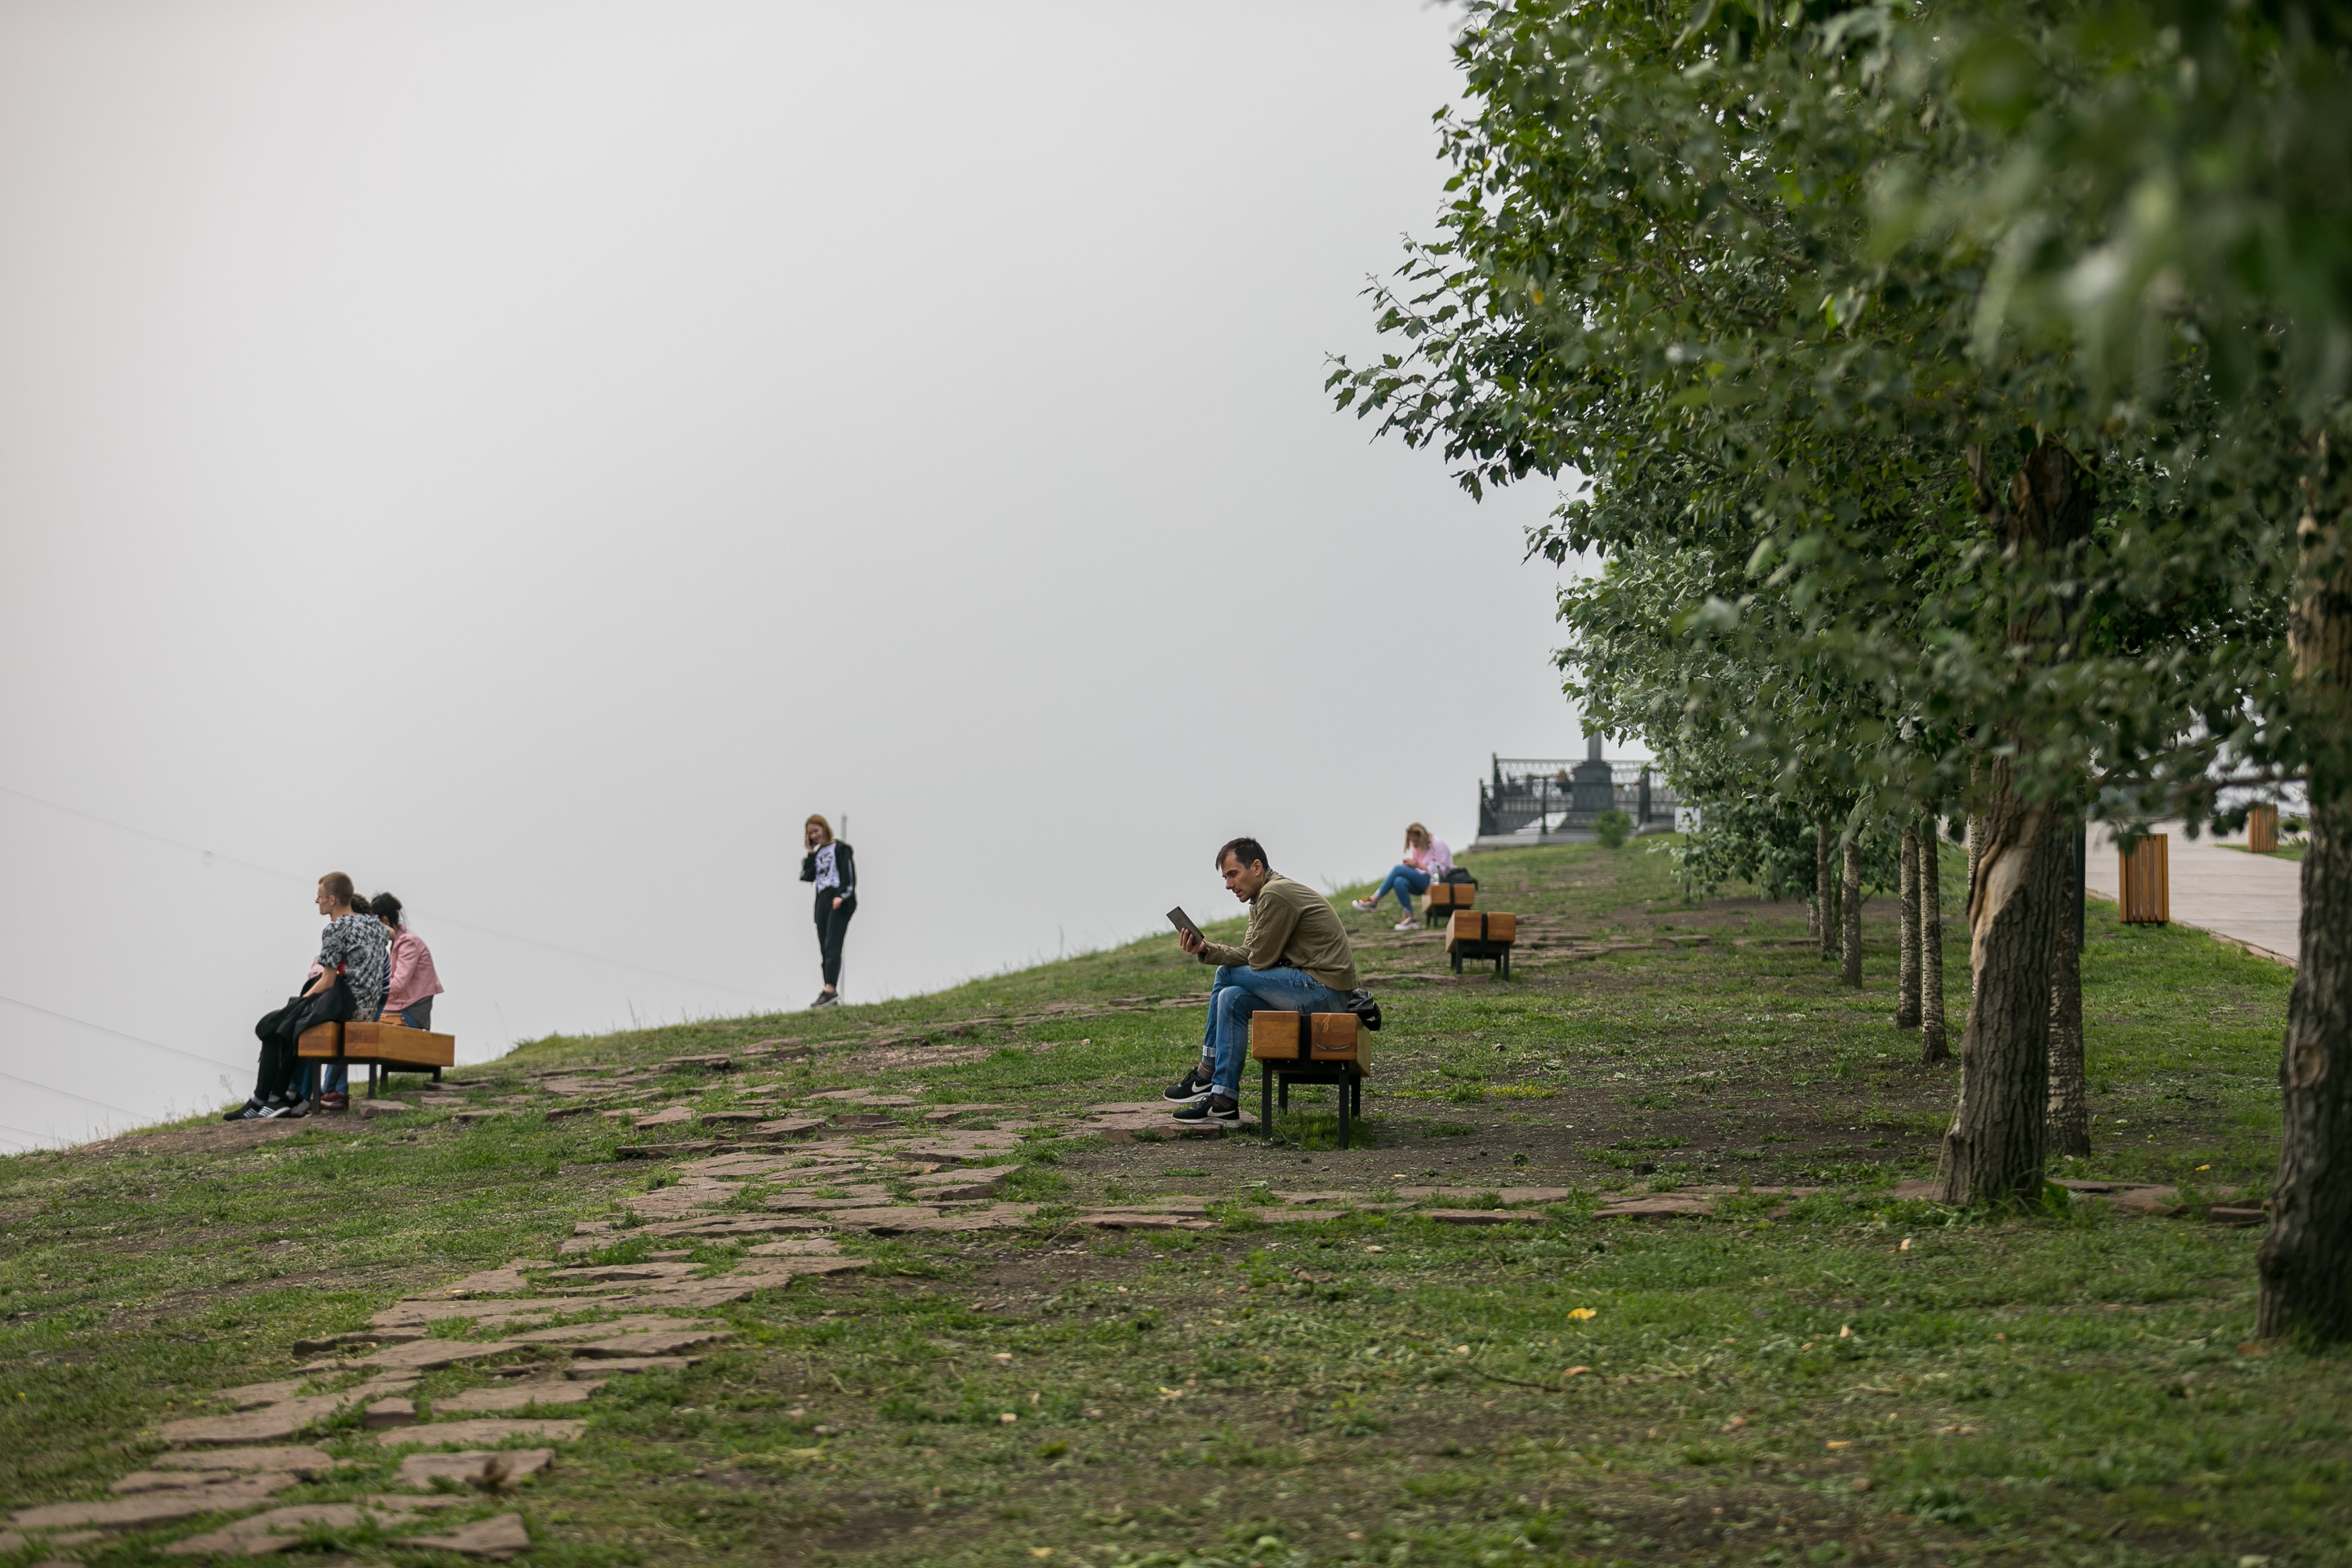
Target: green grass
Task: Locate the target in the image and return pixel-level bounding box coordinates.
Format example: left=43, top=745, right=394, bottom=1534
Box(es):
left=0, top=839, right=2328, bottom=1566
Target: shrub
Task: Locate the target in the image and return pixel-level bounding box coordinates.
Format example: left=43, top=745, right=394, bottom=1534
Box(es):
left=1593, top=808, right=1633, bottom=848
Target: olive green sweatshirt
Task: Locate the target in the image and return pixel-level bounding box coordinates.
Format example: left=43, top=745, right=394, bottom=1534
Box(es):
left=1196, top=873, right=1360, bottom=991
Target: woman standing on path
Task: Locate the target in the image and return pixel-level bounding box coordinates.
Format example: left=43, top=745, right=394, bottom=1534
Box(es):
left=800, top=815, right=856, bottom=1007
left=1352, top=822, right=1451, bottom=929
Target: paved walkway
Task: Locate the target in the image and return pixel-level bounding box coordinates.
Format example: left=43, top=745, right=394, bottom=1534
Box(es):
left=2085, top=823, right=2303, bottom=966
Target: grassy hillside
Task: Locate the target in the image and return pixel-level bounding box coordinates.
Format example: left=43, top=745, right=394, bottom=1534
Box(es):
left=1, top=840, right=2331, bottom=1566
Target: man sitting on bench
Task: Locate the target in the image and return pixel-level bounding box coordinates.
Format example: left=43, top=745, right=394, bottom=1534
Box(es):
left=1165, top=837, right=1358, bottom=1125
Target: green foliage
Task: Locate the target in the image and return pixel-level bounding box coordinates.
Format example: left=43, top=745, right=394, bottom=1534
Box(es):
left=1330, top=0, right=2327, bottom=831
left=1590, top=808, right=1632, bottom=849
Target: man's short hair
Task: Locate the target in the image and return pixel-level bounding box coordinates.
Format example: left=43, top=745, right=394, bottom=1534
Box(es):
left=1216, top=837, right=1269, bottom=871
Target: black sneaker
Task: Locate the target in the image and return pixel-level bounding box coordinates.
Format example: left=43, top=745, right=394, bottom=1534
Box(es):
left=812, top=991, right=840, bottom=1009
left=1161, top=1066, right=1213, bottom=1102
left=258, top=1098, right=297, bottom=1119
left=224, top=1099, right=259, bottom=1122
left=1172, top=1094, right=1241, bottom=1124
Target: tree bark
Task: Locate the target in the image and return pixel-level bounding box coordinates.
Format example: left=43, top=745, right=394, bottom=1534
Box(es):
left=1937, top=760, right=2068, bottom=1204
left=1921, top=823, right=1949, bottom=1064
left=1937, top=435, right=2096, bottom=1205
left=2259, top=469, right=2352, bottom=1341
left=2047, top=827, right=2091, bottom=1158
left=1816, top=822, right=1836, bottom=962
left=1841, top=833, right=1864, bottom=988
left=1897, top=825, right=1923, bottom=1028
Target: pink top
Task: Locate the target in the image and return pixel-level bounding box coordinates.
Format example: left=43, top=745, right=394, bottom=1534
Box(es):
left=385, top=927, right=445, bottom=1013
left=1405, top=837, right=1454, bottom=877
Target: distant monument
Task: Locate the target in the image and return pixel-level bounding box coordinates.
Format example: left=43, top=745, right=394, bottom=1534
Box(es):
left=1570, top=733, right=1615, bottom=815
left=1472, top=739, right=1677, bottom=848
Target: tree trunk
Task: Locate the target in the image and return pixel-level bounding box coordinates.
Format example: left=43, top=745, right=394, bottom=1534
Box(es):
left=1965, top=813, right=1986, bottom=996
left=1841, top=833, right=1863, bottom=988
left=1897, top=825, right=1923, bottom=1028
left=1921, top=823, right=1949, bottom=1064
left=1937, top=760, right=2068, bottom=1204
left=1938, top=436, right=2096, bottom=1205
left=2259, top=471, right=2352, bottom=1341
left=2047, top=827, right=2091, bottom=1158
left=1816, top=822, right=1836, bottom=961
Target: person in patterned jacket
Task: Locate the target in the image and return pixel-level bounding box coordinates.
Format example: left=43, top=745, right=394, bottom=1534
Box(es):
left=229, top=872, right=390, bottom=1120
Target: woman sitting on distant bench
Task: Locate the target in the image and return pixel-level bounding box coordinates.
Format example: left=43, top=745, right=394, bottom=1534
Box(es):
left=1352, top=822, right=1451, bottom=930
left=371, top=893, right=443, bottom=1032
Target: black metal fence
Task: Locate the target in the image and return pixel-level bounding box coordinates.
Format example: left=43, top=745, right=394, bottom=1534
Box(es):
left=1477, top=755, right=1680, bottom=840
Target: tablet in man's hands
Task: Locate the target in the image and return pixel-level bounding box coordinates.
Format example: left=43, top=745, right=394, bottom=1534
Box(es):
left=1166, top=906, right=1205, bottom=942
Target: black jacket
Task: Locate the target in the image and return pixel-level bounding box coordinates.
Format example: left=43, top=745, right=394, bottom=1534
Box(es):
left=800, top=841, right=858, bottom=910
left=256, top=973, right=356, bottom=1046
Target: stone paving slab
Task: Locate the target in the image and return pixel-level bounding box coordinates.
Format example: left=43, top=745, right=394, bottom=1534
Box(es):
left=159, top=1498, right=462, bottom=1557
left=568, top=1329, right=732, bottom=1357
left=11, top=1473, right=294, bottom=1529
left=149, top=1447, right=340, bottom=1477
left=336, top=1339, right=530, bottom=1374
left=394, top=1446, right=552, bottom=1487
left=509, top=1315, right=719, bottom=1344
left=1069, top=1213, right=1217, bottom=1232
left=1422, top=1208, right=1550, bottom=1225
left=155, top=1396, right=346, bottom=1447
left=567, top=1356, right=693, bottom=1376
left=546, top=1262, right=699, bottom=1284
left=1594, top=1196, right=1716, bottom=1218
left=372, top=1419, right=584, bottom=1447
left=744, top=1237, right=841, bottom=1256
left=639, top=1214, right=833, bottom=1238
left=435, top=1379, right=604, bottom=1414
left=400, top=1510, right=532, bottom=1559
left=109, top=1468, right=301, bottom=1498
left=1392, top=1186, right=1576, bottom=1204
left=725, top=1258, right=871, bottom=1282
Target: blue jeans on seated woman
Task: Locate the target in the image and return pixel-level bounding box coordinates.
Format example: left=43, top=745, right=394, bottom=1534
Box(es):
left=1196, top=964, right=1349, bottom=1102
left=1372, top=864, right=1431, bottom=915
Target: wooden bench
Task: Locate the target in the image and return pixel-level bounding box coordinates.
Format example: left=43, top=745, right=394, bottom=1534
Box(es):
left=1250, top=1011, right=1370, bottom=1144
left=1448, top=911, right=1517, bottom=977
left=298, top=1017, right=457, bottom=1097
left=1423, top=879, right=1477, bottom=929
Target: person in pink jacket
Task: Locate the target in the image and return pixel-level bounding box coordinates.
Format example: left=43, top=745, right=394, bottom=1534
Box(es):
left=370, top=892, right=444, bottom=1031
left=1352, top=822, right=1453, bottom=929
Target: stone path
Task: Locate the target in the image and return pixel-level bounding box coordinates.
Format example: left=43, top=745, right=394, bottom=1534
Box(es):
left=0, top=1226, right=876, bottom=1560
left=2087, top=822, right=2302, bottom=965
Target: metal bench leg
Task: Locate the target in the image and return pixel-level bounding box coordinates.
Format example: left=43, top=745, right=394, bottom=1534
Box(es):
left=1278, top=1076, right=1289, bottom=1110
left=1501, top=949, right=1511, bottom=979
left=1337, top=1081, right=1350, bottom=1147
left=1261, top=1062, right=1272, bottom=1134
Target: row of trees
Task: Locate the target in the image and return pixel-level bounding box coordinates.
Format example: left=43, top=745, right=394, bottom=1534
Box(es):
left=1336, top=2, right=2351, bottom=1339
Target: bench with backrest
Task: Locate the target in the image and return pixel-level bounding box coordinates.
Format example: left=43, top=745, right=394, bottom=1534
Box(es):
left=1447, top=911, right=1517, bottom=977
left=1249, top=1010, right=1370, bottom=1144
left=297, top=1015, right=457, bottom=1097
left=1423, top=876, right=1477, bottom=928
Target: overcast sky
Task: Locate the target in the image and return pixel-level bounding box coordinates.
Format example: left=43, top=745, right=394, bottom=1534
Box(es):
left=0, top=0, right=1604, bottom=1151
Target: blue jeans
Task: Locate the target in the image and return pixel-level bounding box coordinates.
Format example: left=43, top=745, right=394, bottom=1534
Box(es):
left=1372, top=864, right=1431, bottom=915
left=1196, top=965, right=1349, bottom=1100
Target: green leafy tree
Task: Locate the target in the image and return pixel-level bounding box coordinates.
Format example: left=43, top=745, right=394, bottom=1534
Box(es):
left=1332, top=0, right=2292, bottom=1212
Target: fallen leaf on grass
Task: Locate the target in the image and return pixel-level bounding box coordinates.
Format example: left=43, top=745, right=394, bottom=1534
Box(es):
left=1568, top=1307, right=1597, bottom=1321
left=1825, top=1440, right=1851, bottom=1450
left=1563, top=1367, right=1591, bottom=1379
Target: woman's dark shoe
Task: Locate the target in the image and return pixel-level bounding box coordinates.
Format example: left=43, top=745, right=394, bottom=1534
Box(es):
left=812, top=991, right=840, bottom=1008
left=224, top=1099, right=259, bottom=1122
left=1171, top=1094, right=1241, bottom=1124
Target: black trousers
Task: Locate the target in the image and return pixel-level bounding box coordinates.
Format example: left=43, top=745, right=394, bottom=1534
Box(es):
left=814, top=893, right=853, bottom=988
